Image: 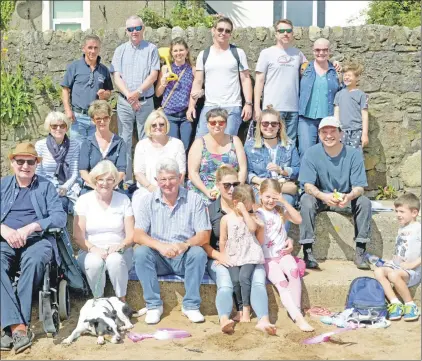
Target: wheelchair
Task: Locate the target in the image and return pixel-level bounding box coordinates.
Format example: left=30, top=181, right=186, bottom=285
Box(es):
left=38, top=228, right=89, bottom=336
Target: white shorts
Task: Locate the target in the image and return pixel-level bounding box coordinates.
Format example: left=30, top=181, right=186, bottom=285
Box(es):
left=406, top=269, right=421, bottom=288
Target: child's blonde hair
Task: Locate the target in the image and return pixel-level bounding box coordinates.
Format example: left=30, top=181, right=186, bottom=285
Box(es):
left=394, top=193, right=420, bottom=213
left=232, top=184, right=255, bottom=204
left=343, top=62, right=364, bottom=77
left=259, top=179, right=285, bottom=223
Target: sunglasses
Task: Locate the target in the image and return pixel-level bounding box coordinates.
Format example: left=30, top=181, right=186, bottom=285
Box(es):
left=216, top=27, right=232, bottom=35
left=314, top=48, right=329, bottom=53
left=261, top=121, right=280, bottom=128
left=127, top=25, right=143, bottom=32
left=50, top=124, right=67, bottom=130
left=14, top=158, right=36, bottom=166
left=87, top=71, right=94, bottom=88
left=94, top=116, right=110, bottom=123
left=222, top=182, right=240, bottom=190
left=151, top=123, right=166, bottom=129
left=276, top=28, right=293, bottom=34
left=208, top=120, right=227, bottom=127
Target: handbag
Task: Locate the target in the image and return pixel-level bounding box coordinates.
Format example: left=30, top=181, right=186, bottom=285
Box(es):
left=160, top=67, right=187, bottom=110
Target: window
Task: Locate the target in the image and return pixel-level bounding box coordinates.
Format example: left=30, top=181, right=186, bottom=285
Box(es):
left=273, top=0, right=325, bottom=27
left=42, top=0, right=90, bottom=31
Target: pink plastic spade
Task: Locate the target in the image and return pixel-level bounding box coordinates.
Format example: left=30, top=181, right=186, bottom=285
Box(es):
left=302, top=327, right=356, bottom=345
left=128, top=328, right=191, bottom=342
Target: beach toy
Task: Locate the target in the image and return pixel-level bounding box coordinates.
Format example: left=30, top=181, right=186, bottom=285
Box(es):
left=302, top=326, right=357, bottom=345
left=158, top=47, right=178, bottom=81
left=128, top=328, right=191, bottom=342
left=333, top=189, right=344, bottom=201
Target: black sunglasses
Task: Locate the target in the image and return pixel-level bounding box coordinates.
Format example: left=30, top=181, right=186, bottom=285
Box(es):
left=127, top=25, right=143, bottom=32
left=222, top=182, right=240, bottom=190
left=277, top=28, right=293, bottom=34
left=216, top=27, right=232, bottom=34
left=14, top=158, right=36, bottom=166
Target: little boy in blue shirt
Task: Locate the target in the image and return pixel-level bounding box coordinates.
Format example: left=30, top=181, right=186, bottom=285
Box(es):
left=334, top=62, right=369, bottom=149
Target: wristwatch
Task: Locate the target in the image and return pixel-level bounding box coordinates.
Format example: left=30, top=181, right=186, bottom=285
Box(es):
left=245, top=101, right=253, bottom=106
left=137, top=88, right=143, bottom=96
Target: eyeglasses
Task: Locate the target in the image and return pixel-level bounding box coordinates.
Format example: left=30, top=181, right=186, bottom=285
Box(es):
left=151, top=123, right=166, bottom=129
left=216, top=27, right=232, bottom=35
left=261, top=121, right=280, bottom=128
left=314, top=48, right=329, bottom=53
left=50, top=124, right=67, bottom=130
left=94, top=116, right=111, bottom=123
left=87, top=71, right=94, bottom=88
left=157, top=176, right=178, bottom=184
left=222, top=182, right=240, bottom=190
left=208, top=120, right=227, bottom=127
left=14, top=158, right=36, bottom=166
left=127, top=25, right=143, bottom=32
left=97, top=178, right=115, bottom=184
left=248, top=209, right=254, bottom=214
left=276, top=28, right=293, bottom=34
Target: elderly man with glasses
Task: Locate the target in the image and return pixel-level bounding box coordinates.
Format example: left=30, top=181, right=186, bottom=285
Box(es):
left=133, top=158, right=211, bottom=325
left=61, top=35, right=113, bottom=144
left=0, top=143, right=67, bottom=353
left=111, top=15, right=160, bottom=183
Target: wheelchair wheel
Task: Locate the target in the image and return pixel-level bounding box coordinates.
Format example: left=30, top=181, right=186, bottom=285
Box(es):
left=58, top=280, right=70, bottom=321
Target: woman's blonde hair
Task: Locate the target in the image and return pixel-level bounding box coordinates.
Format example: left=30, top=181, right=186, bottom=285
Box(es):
left=44, top=111, right=70, bottom=131
left=254, top=105, right=289, bottom=148
left=232, top=184, right=255, bottom=204
left=259, top=179, right=285, bottom=222
left=170, top=37, right=193, bottom=67
left=215, top=164, right=238, bottom=183
left=144, top=109, right=170, bottom=137
left=89, top=160, right=119, bottom=187
left=88, top=100, right=112, bottom=119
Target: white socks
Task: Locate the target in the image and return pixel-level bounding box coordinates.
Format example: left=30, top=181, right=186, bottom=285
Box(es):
left=390, top=298, right=402, bottom=304
left=405, top=301, right=416, bottom=306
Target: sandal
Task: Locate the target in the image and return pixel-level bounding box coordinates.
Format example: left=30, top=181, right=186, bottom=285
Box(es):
left=306, top=306, right=334, bottom=318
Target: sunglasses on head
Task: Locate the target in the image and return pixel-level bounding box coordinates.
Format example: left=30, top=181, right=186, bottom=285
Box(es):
left=222, top=182, right=240, bottom=190
left=127, top=25, right=143, bottom=32
left=208, top=120, right=226, bottom=127
left=261, top=121, right=280, bottom=128
left=50, top=124, right=67, bottom=130
left=151, top=123, right=166, bottom=129
left=216, top=27, right=232, bottom=34
left=14, top=158, right=36, bottom=166
left=276, top=28, right=293, bottom=34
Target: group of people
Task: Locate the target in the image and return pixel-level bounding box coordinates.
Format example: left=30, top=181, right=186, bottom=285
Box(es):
left=1, top=14, right=420, bottom=354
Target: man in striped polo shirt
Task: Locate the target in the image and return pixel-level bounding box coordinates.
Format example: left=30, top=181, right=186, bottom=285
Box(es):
left=133, top=158, right=211, bottom=325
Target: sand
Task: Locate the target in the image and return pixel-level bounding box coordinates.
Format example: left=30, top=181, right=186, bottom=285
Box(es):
left=1, top=306, right=420, bottom=360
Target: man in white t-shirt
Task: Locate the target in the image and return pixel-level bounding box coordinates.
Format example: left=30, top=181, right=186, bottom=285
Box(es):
left=187, top=16, right=253, bottom=138
left=254, top=19, right=307, bottom=146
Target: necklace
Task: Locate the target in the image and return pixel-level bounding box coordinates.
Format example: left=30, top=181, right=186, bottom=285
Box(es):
left=262, top=135, right=278, bottom=140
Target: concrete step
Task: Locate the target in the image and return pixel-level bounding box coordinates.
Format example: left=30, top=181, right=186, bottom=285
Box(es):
left=124, top=260, right=421, bottom=315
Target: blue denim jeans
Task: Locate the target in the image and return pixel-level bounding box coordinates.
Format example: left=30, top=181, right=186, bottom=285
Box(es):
left=279, top=111, right=299, bottom=145
left=69, top=112, right=96, bottom=145
left=206, top=259, right=269, bottom=320
left=134, top=245, right=207, bottom=310
left=195, top=106, right=242, bottom=138
left=166, top=110, right=192, bottom=151
left=298, top=115, right=322, bottom=159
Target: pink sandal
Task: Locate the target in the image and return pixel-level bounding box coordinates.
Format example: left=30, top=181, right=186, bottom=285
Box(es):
left=306, top=306, right=334, bottom=318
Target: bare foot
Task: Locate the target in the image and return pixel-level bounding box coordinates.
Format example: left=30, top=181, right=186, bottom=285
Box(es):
left=295, top=316, right=314, bottom=332
left=255, top=320, right=277, bottom=335
left=233, top=311, right=242, bottom=322
left=240, top=307, right=251, bottom=323
left=220, top=319, right=235, bottom=334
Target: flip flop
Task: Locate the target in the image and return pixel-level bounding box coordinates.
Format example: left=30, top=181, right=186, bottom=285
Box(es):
left=306, top=306, right=334, bottom=318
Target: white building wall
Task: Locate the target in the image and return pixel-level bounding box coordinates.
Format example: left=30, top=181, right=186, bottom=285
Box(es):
left=325, top=1, right=369, bottom=27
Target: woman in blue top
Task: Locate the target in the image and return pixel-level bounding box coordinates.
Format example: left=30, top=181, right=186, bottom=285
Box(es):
left=155, top=38, right=204, bottom=151
left=79, top=100, right=127, bottom=194
left=298, top=38, right=342, bottom=158
left=244, top=106, right=300, bottom=231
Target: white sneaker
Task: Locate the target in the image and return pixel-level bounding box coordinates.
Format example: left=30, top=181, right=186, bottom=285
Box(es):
left=182, top=307, right=205, bottom=323
left=145, top=306, right=163, bottom=324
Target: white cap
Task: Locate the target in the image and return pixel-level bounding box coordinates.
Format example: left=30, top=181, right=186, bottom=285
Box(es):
left=318, top=116, right=341, bottom=130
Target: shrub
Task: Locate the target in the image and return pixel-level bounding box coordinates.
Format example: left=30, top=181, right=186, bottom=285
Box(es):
left=1, top=1, right=15, bottom=31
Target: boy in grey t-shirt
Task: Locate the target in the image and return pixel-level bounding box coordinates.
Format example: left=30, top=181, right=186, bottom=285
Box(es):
left=334, top=62, right=369, bottom=149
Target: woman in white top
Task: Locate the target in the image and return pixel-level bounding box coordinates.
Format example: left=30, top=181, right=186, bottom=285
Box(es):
left=73, top=160, right=134, bottom=300
left=35, top=111, right=80, bottom=213
left=132, top=109, right=186, bottom=220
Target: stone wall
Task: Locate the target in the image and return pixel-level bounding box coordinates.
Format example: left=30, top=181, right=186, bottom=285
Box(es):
left=1, top=25, right=421, bottom=193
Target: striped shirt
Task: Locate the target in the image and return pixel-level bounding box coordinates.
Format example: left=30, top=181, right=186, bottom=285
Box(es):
left=35, top=138, right=80, bottom=190
left=135, top=186, right=211, bottom=244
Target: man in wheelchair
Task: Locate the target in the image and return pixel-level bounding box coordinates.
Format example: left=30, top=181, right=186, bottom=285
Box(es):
left=1, top=143, right=67, bottom=353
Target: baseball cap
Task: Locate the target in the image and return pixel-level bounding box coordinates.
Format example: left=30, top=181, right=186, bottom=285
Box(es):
left=318, top=116, right=341, bottom=130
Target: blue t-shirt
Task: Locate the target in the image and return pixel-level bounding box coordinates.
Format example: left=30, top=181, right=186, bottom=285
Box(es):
left=299, top=143, right=368, bottom=193
left=3, top=187, right=38, bottom=229
left=61, top=55, right=113, bottom=110
left=334, top=88, right=368, bottom=131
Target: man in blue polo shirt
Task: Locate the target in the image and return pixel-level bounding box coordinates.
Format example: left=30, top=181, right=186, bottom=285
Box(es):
left=61, top=35, right=113, bottom=144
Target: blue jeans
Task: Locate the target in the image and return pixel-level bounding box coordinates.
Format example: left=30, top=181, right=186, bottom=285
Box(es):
left=279, top=111, right=299, bottom=145
left=207, top=259, right=269, bottom=320
left=70, top=112, right=96, bottom=145
left=298, top=115, right=322, bottom=159
left=166, top=110, right=192, bottom=151
left=134, top=245, right=207, bottom=310
left=1, top=237, right=53, bottom=328
left=196, top=106, right=242, bottom=138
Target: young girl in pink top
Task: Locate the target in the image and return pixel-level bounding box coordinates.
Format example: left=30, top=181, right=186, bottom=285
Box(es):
left=256, top=179, right=314, bottom=332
